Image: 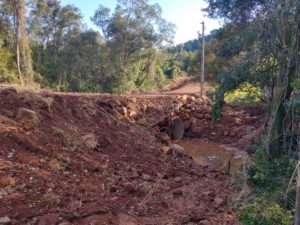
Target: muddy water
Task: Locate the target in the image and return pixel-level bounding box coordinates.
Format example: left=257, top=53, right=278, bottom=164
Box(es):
left=176, top=139, right=247, bottom=173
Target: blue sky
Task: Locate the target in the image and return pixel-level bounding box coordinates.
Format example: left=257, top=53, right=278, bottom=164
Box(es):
left=60, top=0, right=221, bottom=44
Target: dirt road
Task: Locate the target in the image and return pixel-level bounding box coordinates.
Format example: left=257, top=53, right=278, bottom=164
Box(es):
left=163, top=82, right=212, bottom=95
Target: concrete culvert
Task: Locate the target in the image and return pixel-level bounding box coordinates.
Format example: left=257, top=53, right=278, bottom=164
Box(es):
left=169, top=117, right=184, bottom=140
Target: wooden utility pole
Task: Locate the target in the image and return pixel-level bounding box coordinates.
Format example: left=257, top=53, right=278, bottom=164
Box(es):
left=200, top=21, right=205, bottom=97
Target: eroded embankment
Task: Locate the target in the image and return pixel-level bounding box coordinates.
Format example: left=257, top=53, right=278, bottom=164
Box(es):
left=0, top=88, right=263, bottom=225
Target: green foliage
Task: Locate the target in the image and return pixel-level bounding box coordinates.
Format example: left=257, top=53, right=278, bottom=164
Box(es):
left=237, top=145, right=296, bottom=225
left=224, top=83, right=261, bottom=105
left=207, top=89, right=224, bottom=120
left=169, top=25, right=250, bottom=81
left=0, top=46, right=18, bottom=83
left=90, top=0, right=176, bottom=93
left=0, top=28, right=18, bottom=83
left=249, top=148, right=296, bottom=191
left=238, top=198, right=292, bottom=225
left=0, top=1, right=18, bottom=83
left=205, top=0, right=300, bottom=156
left=0, top=0, right=180, bottom=92
left=203, top=1, right=300, bottom=223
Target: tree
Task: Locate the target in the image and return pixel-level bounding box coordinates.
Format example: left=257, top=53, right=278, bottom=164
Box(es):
left=91, top=0, right=176, bottom=93
left=29, top=0, right=83, bottom=89
left=13, top=0, right=33, bottom=86
left=0, top=0, right=18, bottom=83
left=205, top=0, right=300, bottom=157
left=0, top=0, right=178, bottom=93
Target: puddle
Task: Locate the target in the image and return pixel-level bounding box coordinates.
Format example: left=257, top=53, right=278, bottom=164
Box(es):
left=176, top=139, right=247, bottom=173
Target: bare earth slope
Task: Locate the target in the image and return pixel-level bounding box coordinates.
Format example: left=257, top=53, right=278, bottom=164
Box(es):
left=0, top=87, right=263, bottom=225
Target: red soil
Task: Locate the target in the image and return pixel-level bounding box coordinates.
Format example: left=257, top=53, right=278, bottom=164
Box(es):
left=0, top=88, right=263, bottom=225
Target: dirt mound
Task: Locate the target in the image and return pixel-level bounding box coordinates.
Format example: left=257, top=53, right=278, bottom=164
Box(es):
left=0, top=88, right=260, bottom=225
left=94, top=93, right=263, bottom=149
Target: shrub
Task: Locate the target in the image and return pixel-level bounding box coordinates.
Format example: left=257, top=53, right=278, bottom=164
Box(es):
left=238, top=146, right=296, bottom=225
left=224, top=83, right=261, bottom=105
left=238, top=198, right=292, bottom=225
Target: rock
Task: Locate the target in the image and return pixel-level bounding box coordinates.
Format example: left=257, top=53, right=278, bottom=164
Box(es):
left=110, top=185, right=118, bottom=193
left=16, top=108, right=39, bottom=129
left=189, top=211, right=206, bottom=223
left=0, top=217, right=11, bottom=224
left=229, top=131, right=235, bottom=137
left=82, top=133, right=97, bottom=150
left=191, top=125, right=205, bottom=135
left=171, top=144, right=185, bottom=154
left=245, top=126, right=253, bottom=135
left=78, top=203, right=109, bottom=218
left=140, top=181, right=152, bottom=193
left=235, top=118, right=242, bottom=125
left=172, top=190, right=183, bottom=196
left=161, top=146, right=172, bottom=154
left=137, top=117, right=147, bottom=126
left=187, top=96, right=196, bottom=103
left=142, top=104, right=148, bottom=112
left=190, top=117, right=197, bottom=125
left=199, top=219, right=211, bottom=225
left=37, top=214, right=59, bottom=225
left=205, top=114, right=212, bottom=120
left=0, top=176, right=15, bottom=188
left=118, top=106, right=127, bottom=116
left=113, top=175, right=122, bottom=183
left=174, top=177, right=182, bottom=183
left=180, top=112, right=190, bottom=121
left=202, top=191, right=216, bottom=199
left=193, top=112, right=205, bottom=120
left=181, top=95, right=188, bottom=101
left=142, top=174, right=152, bottom=181
left=0, top=189, right=8, bottom=197
left=58, top=222, right=72, bottom=225
left=214, top=197, right=224, bottom=208
left=0, top=87, right=17, bottom=96
left=193, top=93, right=201, bottom=99
left=123, top=182, right=135, bottom=193
left=127, top=102, right=137, bottom=110
left=128, top=110, right=137, bottom=119
left=157, top=132, right=171, bottom=144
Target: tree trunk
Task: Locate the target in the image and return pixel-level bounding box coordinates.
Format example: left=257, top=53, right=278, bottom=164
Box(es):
left=269, top=99, right=285, bottom=157
left=13, top=0, right=32, bottom=87
left=294, top=3, right=300, bottom=223
left=295, top=138, right=300, bottom=225
left=268, top=47, right=295, bottom=157
left=13, top=0, right=23, bottom=86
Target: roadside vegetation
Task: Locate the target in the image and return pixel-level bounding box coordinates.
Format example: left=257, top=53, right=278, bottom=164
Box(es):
left=0, top=0, right=187, bottom=93
left=203, top=1, right=300, bottom=224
